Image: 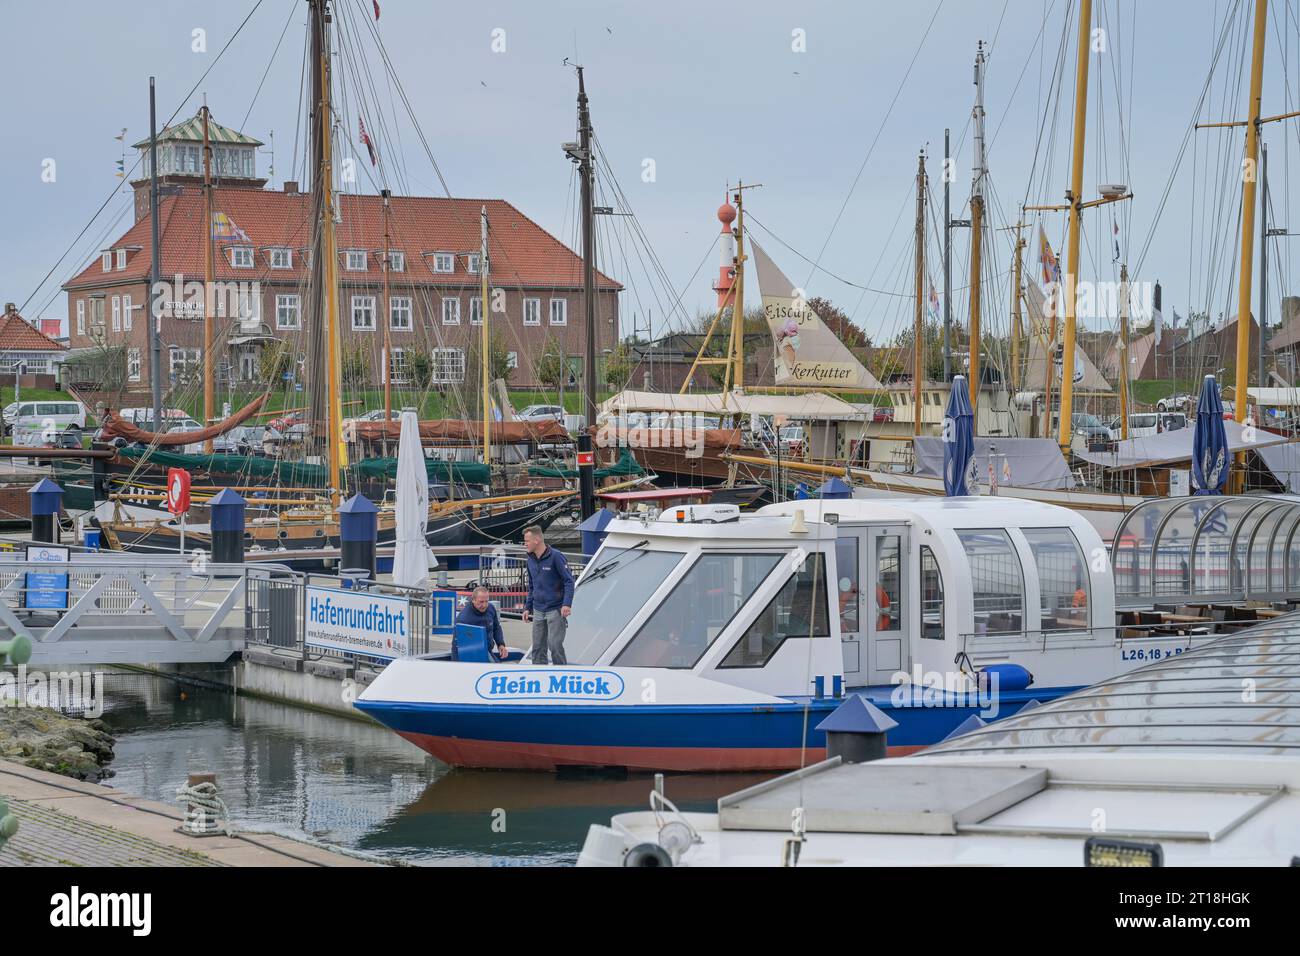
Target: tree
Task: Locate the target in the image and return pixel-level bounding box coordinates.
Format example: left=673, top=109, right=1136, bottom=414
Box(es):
left=259, top=340, right=294, bottom=385
left=342, top=345, right=370, bottom=388
left=535, top=337, right=566, bottom=391
left=807, top=296, right=870, bottom=349
left=604, top=341, right=633, bottom=391
left=407, top=351, right=433, bottom=389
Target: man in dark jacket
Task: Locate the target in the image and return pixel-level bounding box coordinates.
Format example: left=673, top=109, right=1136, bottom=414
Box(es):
left=522, top=526, right=575, bottom=665
left=454, top=586, right=509, bottom=661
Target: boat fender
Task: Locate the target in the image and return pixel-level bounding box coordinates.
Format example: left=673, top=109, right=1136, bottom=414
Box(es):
left=623, top=843, right=673, bottom=867
left=979, top=663, right=1033, bottom=692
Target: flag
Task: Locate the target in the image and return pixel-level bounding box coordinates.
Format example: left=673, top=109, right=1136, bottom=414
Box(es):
left=1112, top=220, right=1121, bottom=262
left=211, top=211, right=251, bottom=243
left=927, top=281, right=941, bottom=323
left=372, top=1, right=380, bottom=19
left=359, top=116, right=378, bottom=166
left=1038, top=225, right=1060, bottom=286
left=115, top=159, right=125, bottom=179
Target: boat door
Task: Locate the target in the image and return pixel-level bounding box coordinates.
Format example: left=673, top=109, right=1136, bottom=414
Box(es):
left=863, top=525, right=909, bottom=686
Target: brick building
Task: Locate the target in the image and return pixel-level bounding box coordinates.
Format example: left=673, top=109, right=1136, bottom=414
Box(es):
left=62, top=111, right=620, bottom=393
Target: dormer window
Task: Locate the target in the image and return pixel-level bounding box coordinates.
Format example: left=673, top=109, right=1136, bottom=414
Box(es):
left=230, top=246, right=253, bottom=268
left=387, top=251, right=405, bottom=273
left=116, top=249, right=127, bottom=270
left=432, top=252, right=454, bottom=274
left=466, top=254, right=481, bottom=275
left=269, top=247, right=292, bottom=269
left=101, top=252, right=112, bottom=272
left=345, top=250, right=367, bottom=271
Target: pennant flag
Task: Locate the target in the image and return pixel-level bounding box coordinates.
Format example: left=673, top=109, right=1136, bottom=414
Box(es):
left=927, top=281, right=941, bottom=323
left=113, top=127, right=127, bottom=142
left=1038, top=225, right=1061, bottom=286
left=359, top=116, right=378, bottom=166
left=1112, top=219, right=1121, bottom=262
left=373, top=1, right=381, bottom=20
left=211, top=211, right=251, bottom=243
left=114, top=159, right=125, bottom=179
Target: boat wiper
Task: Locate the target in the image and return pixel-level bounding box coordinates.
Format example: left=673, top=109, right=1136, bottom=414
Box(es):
left=577, top=539, right=650, bottom=588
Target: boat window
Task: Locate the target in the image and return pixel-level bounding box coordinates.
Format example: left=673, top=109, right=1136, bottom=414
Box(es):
left=875, top=535, right=901, bottom=632
left=920, top=546, right=944, bottom=640
left=956, top=529, right=1025, bottom=635
left=720, top=554, right=830, bottom=668
left=1022, top=528, right=1089, bottom=630
left=614, top=552, right=784, bottom=669
left=564, top=547, right=686, bottom=665
left=835, top=536, right=859, bottom=635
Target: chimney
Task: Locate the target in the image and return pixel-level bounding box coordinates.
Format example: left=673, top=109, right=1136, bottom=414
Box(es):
left=283, top=181, right=299, bottom=195
left=3, top=303, right=14, bottom=316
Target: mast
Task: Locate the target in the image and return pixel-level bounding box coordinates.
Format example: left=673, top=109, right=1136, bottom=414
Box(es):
left=1009, top=220, right=1025, bottom=393
left=913, top=149, right=926, bottom=437
left=943, top=129, right=952, bottom=381
left=147, top=77, right=164, bottom=430
left=577, top=67, right=598, bottom=428
left=1118, top=263, right=1130, bottom=439
left=382, top=188, right=392, bottom=433
left=730, top=184, right=747, bottom=391
left=201, top=104, right=214, bottom=453
left=480, top=204, right=491, bottom=463
left=1056, top=0, right=1094, bottom=452
left=1259, top=141, right=1268, bottom=391
left=322, top=7, right=343, bottom=504
left=967, top=41, right=987, bottom=410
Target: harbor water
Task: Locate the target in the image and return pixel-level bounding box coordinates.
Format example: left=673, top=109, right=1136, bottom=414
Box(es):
left=95, top=669, right=773, bottom=866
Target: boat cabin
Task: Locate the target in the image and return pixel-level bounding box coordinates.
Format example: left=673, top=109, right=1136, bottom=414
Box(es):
left=562, top=497, right=1114, bottom=695
left=596, top=488, right=714, bottom=515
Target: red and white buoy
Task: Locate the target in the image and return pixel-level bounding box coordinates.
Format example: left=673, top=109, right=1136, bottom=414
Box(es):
left=713, top=196, right=737, bottom=310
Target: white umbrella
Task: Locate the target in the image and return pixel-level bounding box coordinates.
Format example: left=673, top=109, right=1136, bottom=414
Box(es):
left=391, top=408, right=431, bottom=590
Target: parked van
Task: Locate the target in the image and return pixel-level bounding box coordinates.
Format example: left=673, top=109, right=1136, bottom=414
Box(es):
left=1109, top=411, right=1188, bottom=439
left=8, top=400, right=87, bottom=447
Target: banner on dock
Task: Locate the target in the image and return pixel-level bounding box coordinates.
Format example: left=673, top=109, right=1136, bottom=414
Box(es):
left=305, top=586, right=410, bottom=660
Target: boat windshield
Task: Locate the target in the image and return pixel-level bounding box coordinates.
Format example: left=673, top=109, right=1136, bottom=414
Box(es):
left=564, top=546, right=687, bottom=665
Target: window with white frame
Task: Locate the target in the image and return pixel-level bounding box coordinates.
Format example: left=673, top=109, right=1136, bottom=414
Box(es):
left=101, top=252, right=112, bottom=272
left=111, top=296, right=121, bottom=332
left=122, top=294, right=133, bottom=331
left=89, top=298, right=105, bottom=329
left=76, top=301, right=85, bottom=335
left=432, top=252, right=454, bottom=273
left=276, top=294, right=301, bottom=329
left=441, top=297, right=460, bottom=325
left=431, top=347, right=465, bottom=383
left=1022, top=528, right=1090, bottom=630
left=169, top=347, right=200, bottom=381
left=387, top=251, right=405, bottom=273
left=230, top=246, right=253, bottom=268
left=269, top=247, right=292, bottom=269
left=506, top=351, right=518, bottom=370
left=466, top=254, right=480, bottom=275
left=549, top=298, right=567, bottom=325
left=390, top=347, right=409, bottom=384
left=345, top=249, right=367, bottom=271
left=127, top=348, right=141, bottom=382
left=956, top=529, right=1026, bottom=636
left=390, top=296, right=412, bottom=330
left=470, top=297, right=484, bottom=325
left=523, top=298, right=541, bottom=326
left=116, top=249, right=127, bottom=270
left=351, top=295, right=377, bottom=330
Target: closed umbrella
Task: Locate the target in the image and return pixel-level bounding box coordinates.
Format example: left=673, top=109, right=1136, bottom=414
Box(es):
left=391, top=408, right=432, bottom=589
left=943, top=374, right=975, bottom=496
left=1191, top=374, right=1229, bottom=495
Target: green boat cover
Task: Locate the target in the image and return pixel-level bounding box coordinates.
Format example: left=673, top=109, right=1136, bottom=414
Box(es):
left=528, top=447, right=645, bottom=480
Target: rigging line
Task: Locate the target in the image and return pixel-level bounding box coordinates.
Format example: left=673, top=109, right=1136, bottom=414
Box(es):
left=241, top=0, right=298, bottom=131
left=20, top=0, right=270, bottom=316
left=799, top=0, right=945, bottom=293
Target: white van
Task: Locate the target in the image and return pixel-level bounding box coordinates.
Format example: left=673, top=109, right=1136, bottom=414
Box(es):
left=1118, top=411, right=1188, bottom=438
left=9, top=400, right=87, bottom=447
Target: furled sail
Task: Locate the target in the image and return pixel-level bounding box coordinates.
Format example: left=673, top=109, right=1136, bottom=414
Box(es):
left=102, top=394, right=269, bottom=445
left=1020, top=281, right=1113, bottom=393
left=750, top=240, right=882, bottom=390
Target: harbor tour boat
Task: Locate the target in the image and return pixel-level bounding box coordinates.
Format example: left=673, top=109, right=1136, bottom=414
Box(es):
left=354, top=494, right=1229, bottom=772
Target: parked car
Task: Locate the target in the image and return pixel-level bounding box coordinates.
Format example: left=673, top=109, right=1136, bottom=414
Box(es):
left=1156, top=394, right=1194, bottom=413
left=211, top=425, right=265, bottom=455
left=1110, top=412, right=1188, bottom=438
left=268, top=410, right=306, bottom=432
left=872, top=406, right=895, bottom=422
left=8, top=399, right=88, bottom=447
left=779, top=425, right=806, bottom=458
left=1070, top=413, right=1114, bottom=442
left=516, top=404, right=565, bottom=422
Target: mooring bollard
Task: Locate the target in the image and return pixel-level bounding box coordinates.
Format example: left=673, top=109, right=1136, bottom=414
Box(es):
left=577, top=432, right=596, bottom=521
left=208, top=488, right=247, bottom=565
left=176, top=772, right=231, bottom=837
left=338, top=493, right=378, bottom=578
left=28, top=478, right=64, bottom=545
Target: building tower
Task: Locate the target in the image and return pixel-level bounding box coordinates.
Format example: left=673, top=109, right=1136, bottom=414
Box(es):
left=713, top=196, right=737, bottom=311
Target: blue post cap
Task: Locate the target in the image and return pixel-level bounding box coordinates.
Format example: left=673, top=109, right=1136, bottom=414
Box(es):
left=941, top=714, right=987, bottom=741
left=208, top=488, right=247, bottom=532
left=576, top=509, right=615, bottom=534
left=338, top=493, right=378, bottom=542
left=815, top=694, right=899, bottom=735
left=816, top=477, right=852, bottom=499
left=28, top=478, right=65, bottom=517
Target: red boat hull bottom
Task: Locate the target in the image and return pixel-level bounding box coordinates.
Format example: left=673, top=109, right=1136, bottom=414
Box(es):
left=399, top=732, right=924, bottom=771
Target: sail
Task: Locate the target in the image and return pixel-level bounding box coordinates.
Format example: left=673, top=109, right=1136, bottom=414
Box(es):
left=102, top=394, right=270, bottom=445
left=1021, top=282, right=1112, bottom=393
left=750, top=241, right=882, bottom=390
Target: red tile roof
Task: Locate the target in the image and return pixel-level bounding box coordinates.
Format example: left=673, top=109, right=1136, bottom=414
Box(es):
left=63, top=187, right=621, bottom=293
left=0, top=306, right=68, bottom=352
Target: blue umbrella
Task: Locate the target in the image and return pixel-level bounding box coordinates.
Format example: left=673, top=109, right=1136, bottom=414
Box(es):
left=1191, top=374, right=1229, bottom=495
left=943, top=375, right=975, bottom=496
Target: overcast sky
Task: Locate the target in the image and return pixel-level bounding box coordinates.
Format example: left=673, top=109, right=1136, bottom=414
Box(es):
left=3, top=0, right=1298, bottom=345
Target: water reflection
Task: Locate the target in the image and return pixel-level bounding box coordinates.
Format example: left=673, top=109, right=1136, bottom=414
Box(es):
left=98, top=669, right=774, bottom=865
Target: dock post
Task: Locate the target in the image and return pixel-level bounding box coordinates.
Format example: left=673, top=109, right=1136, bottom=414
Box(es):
left=209, top=488, right=247, bottom=565
left=577, top=433, right=596, bottom=520
left=28, top=478, right=64, bottom=544
left=339, top=493, right=378, bottom=578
